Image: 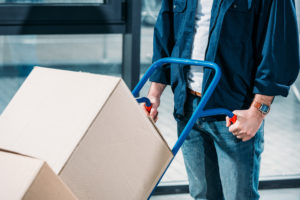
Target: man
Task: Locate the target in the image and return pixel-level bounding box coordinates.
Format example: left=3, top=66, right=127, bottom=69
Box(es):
left=143, top=0, right=300, bottom=199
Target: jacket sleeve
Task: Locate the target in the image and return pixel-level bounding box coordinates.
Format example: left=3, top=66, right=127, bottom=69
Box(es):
left=253, top=0, right=300, bottom=97
left=149, top=0, right=174, bottom=85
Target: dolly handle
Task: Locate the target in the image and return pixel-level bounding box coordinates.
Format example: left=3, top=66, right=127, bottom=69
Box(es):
left=132, top=58, right=220, bottom=97
left=132, top=57, right=236, bottom=155
left=136, top=97, right=152, bottom=113
left=229, top=114, right=237, bottom=124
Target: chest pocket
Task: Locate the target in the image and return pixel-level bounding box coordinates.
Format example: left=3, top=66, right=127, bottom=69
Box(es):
left=229, top=0, right=252, bottom=12
left=173, top=0, right=187, bottom=12
left=221, top=0, right=254, bottom=42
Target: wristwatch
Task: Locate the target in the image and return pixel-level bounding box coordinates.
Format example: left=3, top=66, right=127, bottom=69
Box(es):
left=253, top=101, right=270, bottom=115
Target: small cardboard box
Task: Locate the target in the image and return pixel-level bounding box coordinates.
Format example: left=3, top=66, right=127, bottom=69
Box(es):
left=0, top=67, right=173, bottom=200
left=0, top=151, right=77, bottom=200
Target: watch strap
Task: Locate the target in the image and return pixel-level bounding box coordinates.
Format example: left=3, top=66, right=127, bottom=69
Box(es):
left=253, top=101, right=270, bottom=114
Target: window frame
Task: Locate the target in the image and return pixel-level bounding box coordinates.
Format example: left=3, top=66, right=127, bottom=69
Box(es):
left=0, top=0, right=125, bottom=34
left=0, top=0, right=141, bottom=89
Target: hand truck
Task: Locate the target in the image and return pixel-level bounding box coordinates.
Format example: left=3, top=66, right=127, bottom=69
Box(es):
left=132, top=58, right=237, bottom=199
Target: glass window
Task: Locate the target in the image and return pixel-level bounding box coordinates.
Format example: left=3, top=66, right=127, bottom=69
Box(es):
left=0, top=0, right=104, bottom=3
left=0, top=34, right=122, bottom=113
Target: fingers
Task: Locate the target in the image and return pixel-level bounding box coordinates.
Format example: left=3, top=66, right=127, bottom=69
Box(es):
left=153, top=112, right=159, bottom=122
left=232, top=110, right=239, bottom=115
left=236, top=134, right=251, bottom=142
left=150, top=107, right=158, bottom=122
left=227, top=111, right=251, bottom=141
left=236, top=135, right=242, bottom=139
left=229, top=123, right=246, bottom=139
left=232, top=130, right=244, bottom=136
left=140, top=102, right=159, bottom=122
left=225, top=116, right=230, bottom=127
left=229, top=124, right=253, bottom=142
left=242, top=136, right=252, bottom=142
left=228, top=122, right=239, bottom=133
left=233, top=131, right=252, bottom=141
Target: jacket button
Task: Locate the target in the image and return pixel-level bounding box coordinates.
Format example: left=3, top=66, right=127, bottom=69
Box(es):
left=173, top=5, right=176, bottom=9
left=233, top=4, right=237, bottom=9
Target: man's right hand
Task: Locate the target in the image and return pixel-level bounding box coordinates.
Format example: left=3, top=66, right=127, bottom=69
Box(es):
left=143, top=96, right=160, bottom=122
left=141, top=82, right=166, bottom=122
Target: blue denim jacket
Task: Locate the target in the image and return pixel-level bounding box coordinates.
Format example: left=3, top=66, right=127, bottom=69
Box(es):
left=150, top=0, right=300, bottom=119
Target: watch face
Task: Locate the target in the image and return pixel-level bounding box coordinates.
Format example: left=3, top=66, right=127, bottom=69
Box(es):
left=260, top=104, right=270, bottom=114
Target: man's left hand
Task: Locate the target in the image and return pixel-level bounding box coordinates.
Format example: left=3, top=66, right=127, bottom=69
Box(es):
left=226, top=107, right=264, bottom=142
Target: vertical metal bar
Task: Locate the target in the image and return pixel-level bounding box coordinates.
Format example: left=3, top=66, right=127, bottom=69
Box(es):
left=122, top=0, right=141, bottom=90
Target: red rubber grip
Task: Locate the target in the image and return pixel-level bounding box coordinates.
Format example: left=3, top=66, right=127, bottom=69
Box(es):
left=144, top=104, right=152, bottom=113
left=229, top=114, right=237, bottom=124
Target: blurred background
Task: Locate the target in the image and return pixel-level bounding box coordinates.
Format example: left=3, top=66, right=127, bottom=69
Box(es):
left=0, top=0, right=300, bottom=198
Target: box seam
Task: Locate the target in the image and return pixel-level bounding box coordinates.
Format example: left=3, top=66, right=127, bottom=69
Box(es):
left=0, top=148, right=36, bottom=159
left=21, top=162, right=45, bottom=199
left=146, top=116, right=173, bottom=153
left=144, top=155, right=174, bottom=199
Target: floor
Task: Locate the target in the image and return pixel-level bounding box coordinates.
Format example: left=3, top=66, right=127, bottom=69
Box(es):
left=151, top=188, right=300, bottom=200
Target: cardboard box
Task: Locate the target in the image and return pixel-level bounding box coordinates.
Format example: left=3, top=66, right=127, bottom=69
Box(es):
left=0, top=151, right=77, bottom=200
left=0, top=67, right=173, bottom=200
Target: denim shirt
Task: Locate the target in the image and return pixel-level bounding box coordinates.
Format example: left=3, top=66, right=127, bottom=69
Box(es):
left=150, top=0, right=300, bottom=120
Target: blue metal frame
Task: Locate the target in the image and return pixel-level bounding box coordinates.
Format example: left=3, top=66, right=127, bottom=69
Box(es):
left=136, top=97, right=152, bottom=107
left=132, top=57, right=234, bottom=199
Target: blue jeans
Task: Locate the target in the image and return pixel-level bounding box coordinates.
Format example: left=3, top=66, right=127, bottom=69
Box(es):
left=177, top=94, right=264, bottom=200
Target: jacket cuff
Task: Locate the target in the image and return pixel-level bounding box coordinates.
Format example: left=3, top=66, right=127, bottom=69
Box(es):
left=253, top=79, right=290, bottom=97
left=149, top=67, right=170, bottom=85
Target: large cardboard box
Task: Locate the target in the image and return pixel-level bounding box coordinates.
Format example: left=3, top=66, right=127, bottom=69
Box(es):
left=0, top=151, right=77, bottom=200
left=0, top=67, right=173, bottom=200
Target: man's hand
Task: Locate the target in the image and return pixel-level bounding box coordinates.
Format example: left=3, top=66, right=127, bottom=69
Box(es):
left=141, top=96, right=160, bottom=122
left=140, top=82, right=166, bottom=122
left=226, top=107, right=264, bottom=142
left=226, top=94, right=274, bottom=142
